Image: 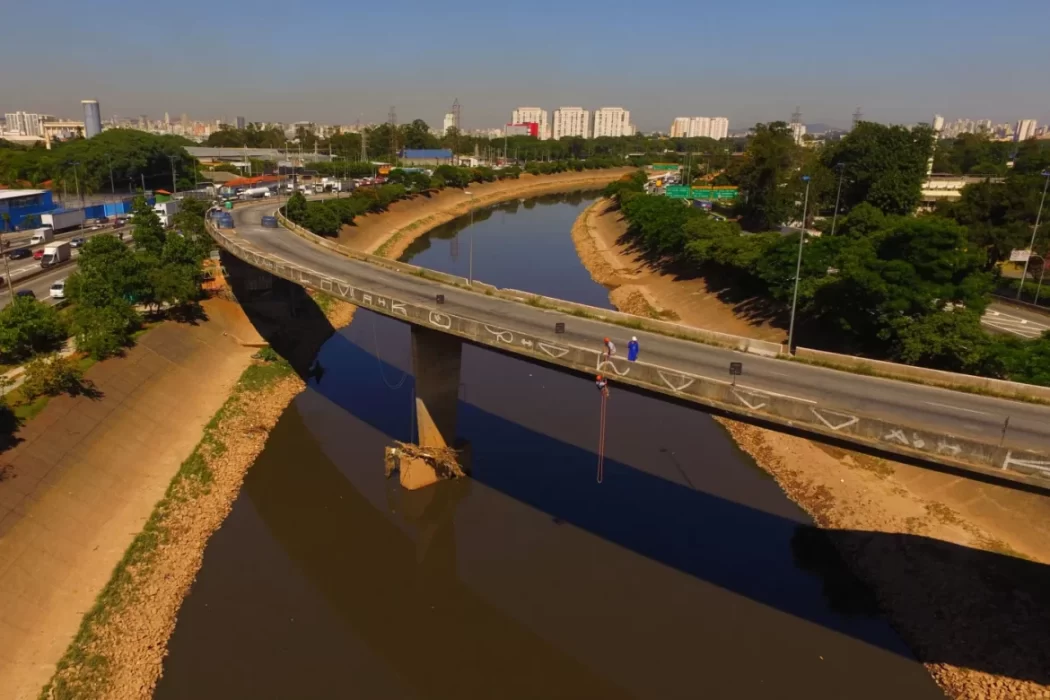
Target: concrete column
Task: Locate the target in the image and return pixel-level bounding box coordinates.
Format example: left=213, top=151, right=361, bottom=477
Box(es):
left=411, top=325, right=462, bottom=449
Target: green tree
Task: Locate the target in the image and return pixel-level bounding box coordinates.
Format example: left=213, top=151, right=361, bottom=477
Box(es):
left=130, top=196, right=166, bottom=256
left=69, top=301, right=139, bottom=359
left=285, top=191, right=308, bottom=224
left=736, top=122, right=800, bottom=231
left=0, top=297, right=66, bottom=360
left=20, top=354, right=87, bottom=399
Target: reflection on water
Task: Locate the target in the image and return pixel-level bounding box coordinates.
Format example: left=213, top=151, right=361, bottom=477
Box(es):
left=155, top=195, right=942, bottom=699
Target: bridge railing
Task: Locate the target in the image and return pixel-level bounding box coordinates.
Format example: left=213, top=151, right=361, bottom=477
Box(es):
left=206, top=219, right=1050, bottom=488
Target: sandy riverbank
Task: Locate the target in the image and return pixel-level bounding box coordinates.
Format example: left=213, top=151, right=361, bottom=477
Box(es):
left=572, top=198, right=1050, bottom=700
left=337, top=168, right=634, bottom=258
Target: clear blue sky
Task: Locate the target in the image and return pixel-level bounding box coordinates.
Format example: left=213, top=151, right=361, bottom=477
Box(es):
left=4, top=0, right=1048, bottom=132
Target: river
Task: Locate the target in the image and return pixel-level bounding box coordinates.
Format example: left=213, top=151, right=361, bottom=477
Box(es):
left=155, top=192, right=942, bottom=699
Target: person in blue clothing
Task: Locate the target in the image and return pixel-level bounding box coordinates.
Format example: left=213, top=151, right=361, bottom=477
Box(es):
left=627, top=336, right=640, bottom=362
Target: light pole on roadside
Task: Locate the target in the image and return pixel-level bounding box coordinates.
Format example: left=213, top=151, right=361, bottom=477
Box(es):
left=787, top=175, right=812, bottom=353
left=168, top=155, right=179, bottom=195
left=1017, top=170, right=1050, bottom=300
left=464, top=190, right=475, bottom=285
left=1033, top=254, right=1048, bottom=305
left=829, top=163, right=846, bottom=236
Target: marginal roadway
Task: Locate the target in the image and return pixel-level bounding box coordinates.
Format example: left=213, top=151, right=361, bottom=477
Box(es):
left=229, top=199, right=1050, bottom=453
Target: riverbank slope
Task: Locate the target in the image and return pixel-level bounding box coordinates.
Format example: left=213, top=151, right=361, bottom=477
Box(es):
left=572, top=197, right=1050, bottom=700
left=337, top=168, right=633, bottom=259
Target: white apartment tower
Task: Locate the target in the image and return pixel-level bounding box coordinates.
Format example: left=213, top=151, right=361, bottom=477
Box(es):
left=592, top=107, right=631, bottom=138
left=552, top=107, right=590, bottom=139
left=670, top=116, right=730, bottom=140
left=4, top=112, right=43, bottom=137
left=512, top=107, right=549, bottom=140
left=1015, top=119, right=1038, bottom=142
left=442, top=112, right=456, bottom=134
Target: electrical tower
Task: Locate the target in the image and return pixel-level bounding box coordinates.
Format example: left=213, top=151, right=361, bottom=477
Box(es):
left=388, top=106, right=398, bottom=161
left=452, top=98, right=461, bottom=131
left=852, top=107, right=863, bottom=129
left=791, top=106, right=802, bottom=126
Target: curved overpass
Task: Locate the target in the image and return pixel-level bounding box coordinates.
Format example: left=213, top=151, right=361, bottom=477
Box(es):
left=209, top=198, right=1050, bottom=487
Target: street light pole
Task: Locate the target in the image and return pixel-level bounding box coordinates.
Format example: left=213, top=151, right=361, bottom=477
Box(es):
left=1034, top=255, right=1047, bottom=305
left=169, top=155, right=178, bottom=195
left=464, top=190, right=475, bottom=285
left=787, top=175, right=812, bottom=353
left=1018, top=170, right=1050, bottom=300
left=830, top=163, right=845, bottom=236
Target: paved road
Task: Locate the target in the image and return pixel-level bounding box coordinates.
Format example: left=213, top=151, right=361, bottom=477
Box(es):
left=983, top=301, right=1050, bottom=340
left=230, top=200, right=1050, bottom=453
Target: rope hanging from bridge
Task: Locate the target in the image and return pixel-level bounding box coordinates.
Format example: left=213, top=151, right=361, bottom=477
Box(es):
left=372, top=316, right=409, bottom=390
left=596, top=388, right=609, bottom=484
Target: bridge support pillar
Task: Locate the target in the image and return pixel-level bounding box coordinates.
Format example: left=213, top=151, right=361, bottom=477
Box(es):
left=396, top=326, right=465, bottom=490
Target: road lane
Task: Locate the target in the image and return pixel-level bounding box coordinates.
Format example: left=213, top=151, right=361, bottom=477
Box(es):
left=230, top=200, right=1050, bottom=453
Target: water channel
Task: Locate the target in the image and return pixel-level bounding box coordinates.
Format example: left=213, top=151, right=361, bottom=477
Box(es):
left=155, top=192, right=942, bottom=698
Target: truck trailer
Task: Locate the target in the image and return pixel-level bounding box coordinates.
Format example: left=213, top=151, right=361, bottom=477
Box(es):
left=27, top=227, right=55, bottom=245
left=41, top=210, right=85, bottom=233
left=153, top=200, right=181, bottom=227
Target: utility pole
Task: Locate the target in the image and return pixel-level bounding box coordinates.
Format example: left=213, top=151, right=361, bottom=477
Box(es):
left=107, top=155, right=115, bottom=194
left=169, top=155, right=178, bottom=194
left=830, top=163, right=846, bottom=236
left=388, top=106, right=398, bottom=164
left=1018, top=170, right=1050, bottom=299
left=787, top=176, right=812, bottom=353
left=141, top=173, right=146, bottom=193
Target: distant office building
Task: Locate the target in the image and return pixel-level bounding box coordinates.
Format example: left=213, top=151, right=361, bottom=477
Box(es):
left=164, top=112, right=170, bottom=126
left=3, top=112, right=44, bottom=137
left=552, top=107, right=590, bottom=139
left=512, top=107, right=549, bottom=140
left=236, top=116, right=246, bottom=130
left=442, top=112, right=456, bottom=134
left=592, top=107, right=631, bottom=138
left=1015, top=119, right=1038, bottom=142
left=82, top=99, right=102, bottom=138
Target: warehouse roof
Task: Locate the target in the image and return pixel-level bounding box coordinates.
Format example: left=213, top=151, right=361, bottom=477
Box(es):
left=401, top=149, right=453, bottom=159
left=0, top=189, right=48, bottom=201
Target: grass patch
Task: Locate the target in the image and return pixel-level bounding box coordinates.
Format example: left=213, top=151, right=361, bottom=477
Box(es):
left=38, top=350, right=294, bottom=700
left=374, top=231, right=404, bottom=259
left=309, top=292, right=337, bottom=314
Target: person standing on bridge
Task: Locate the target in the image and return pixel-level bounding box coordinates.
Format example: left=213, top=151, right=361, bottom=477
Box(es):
left=627, top=336, right=640, bottom=362
left=603, top=337, right=616, bottom=361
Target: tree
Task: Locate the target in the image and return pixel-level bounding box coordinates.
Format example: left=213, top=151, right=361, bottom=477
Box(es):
left=890, top=310, right=999, bottom=375
left=21, top=355, right=87, bottom=399
left=71, top=233, right=149, bottom=302
left=736, top=122, right=800, bottom=231
left=285, top=191, right=307, bottom=224
left=130, top=196, right=166, bottom=257
left=69, top=301, right=139, bottom=359
left=0, top=297, right=66, bottom=360
left=823, top=122, right=934, bottom=216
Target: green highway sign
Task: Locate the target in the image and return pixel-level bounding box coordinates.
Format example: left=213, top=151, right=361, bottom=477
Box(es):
left=664, top=185, right=740, bottom=201
left=666, top=185, right=690, bottom=198
left=651, top=163, right=681, bottom=171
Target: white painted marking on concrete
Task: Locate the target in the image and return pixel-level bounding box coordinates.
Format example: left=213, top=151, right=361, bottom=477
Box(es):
left=483, top=325, right=514, bottom=343
left=428, top=310, right=452, bottom=329
left=537, top=343, right=569, bottom=359
left=597, top=359, right=630, bottom=376
left=336, top=283, right=352, bottom=298
left=657, top=370, right=696, bottom=394
left=521, top=339, right=534, bottom=349
left=884, top=429, right=909, bottom=445
left=937, top=440, right=962, bottom=457
left=737, top=384, right=817, bottom=404
left=1002, top=452, right=1050, bottom=476
left=809, top=407, right=859, bottom=431
left=731, top=389, right=767, bottom=411
left=391, top=301, right=407, bottom=317
left=923, top=401, right=991, bottom=417
left=911, top=433, right=926, bottom=449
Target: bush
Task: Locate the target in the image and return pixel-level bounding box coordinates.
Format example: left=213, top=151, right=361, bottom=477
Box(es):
left=71, top=301, right=139, bottom=359
left=0, top=297, right=67, bottom=361
left=21, top=354, right=85, bottom=399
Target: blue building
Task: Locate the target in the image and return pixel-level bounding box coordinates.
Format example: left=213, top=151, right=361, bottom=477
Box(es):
left=400, top=149, right=453, bottom=166
left=0, top=189, right=56, bottom=230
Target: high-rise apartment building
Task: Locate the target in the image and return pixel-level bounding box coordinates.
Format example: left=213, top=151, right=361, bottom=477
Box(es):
left=1015, top=119, right=1038, bottom=142
left=789, top=122, right=807, bottom=145
left=670, top=116, right=729, bottom=140
left=236, top=116, right=246, bottom=129
left=670, top=117, right=690, bottom=137
left=512, top=107, right=549, bottom=140
left=82, top=100, right=102, bottom=138
left=3, top=112, right=44, bottom=137
left=552, top=107, right=590, bottom=139
left=592, top=107, right=631, bottom=138
left=442, top=112, right=456, bottom=134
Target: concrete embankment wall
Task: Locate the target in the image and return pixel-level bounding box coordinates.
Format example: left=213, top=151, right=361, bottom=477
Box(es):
left=208, top=219, right=1050, bottom=488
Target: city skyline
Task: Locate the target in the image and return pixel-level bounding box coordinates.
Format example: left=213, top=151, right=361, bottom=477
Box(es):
left=2, top=0, right=1048, bottom=131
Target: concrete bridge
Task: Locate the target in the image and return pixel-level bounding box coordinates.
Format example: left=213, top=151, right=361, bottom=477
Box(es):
left=206, top=197, right=1050, bottom=488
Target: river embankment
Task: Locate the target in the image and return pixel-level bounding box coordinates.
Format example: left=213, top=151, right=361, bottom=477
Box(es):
left=337, top=168, right=634, bottom=258
left=571, top=196, right=1050, bottom=700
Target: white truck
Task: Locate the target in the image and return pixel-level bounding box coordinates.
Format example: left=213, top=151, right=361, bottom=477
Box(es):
left=27, top=227, right=55, bottom=245
left=153, top=200, right=181, bottom=227
left=40, top=241, right=71, bottom=268
left=41, top=210, right=85, bottom=233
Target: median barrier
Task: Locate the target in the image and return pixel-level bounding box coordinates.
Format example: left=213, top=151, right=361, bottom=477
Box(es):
left=207, top=219, right=1050, bottom=487
left=795, top=347, right=1050, bottom=403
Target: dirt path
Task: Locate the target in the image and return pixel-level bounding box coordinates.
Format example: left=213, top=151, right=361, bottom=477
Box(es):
left=338, top=169, right=633, bottom=258
left=572, top=198, right=1050, bottom=700
left=0, top=301, right=258, bottom=699
left=573, top=198, right=785, bottom=342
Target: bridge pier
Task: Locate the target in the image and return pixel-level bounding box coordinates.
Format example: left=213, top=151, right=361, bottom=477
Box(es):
left=396, top=326, right=467, bottom=490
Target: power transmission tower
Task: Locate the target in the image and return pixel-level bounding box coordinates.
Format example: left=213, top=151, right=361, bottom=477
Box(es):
left=388, top=106, right=398, bottom=162
left=791, top=106, right=802, bottom=127
left=852, top=107, right=863, bottom=129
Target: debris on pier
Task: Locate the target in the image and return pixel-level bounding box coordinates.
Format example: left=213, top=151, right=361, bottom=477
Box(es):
left=385, top=441, right=466, bottom=490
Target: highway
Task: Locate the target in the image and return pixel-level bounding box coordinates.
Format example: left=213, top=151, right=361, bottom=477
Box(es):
left=983, top=301, right=1050, bottom=340
left=228, top=200, right=1050, bottom=455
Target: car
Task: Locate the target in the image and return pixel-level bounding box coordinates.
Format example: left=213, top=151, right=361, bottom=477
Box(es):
left=33, top=249, right=44, bottom=260
left=70, top=237, right=86, bottom=248
left=15, top=290, right=35, bottom=300
left=49, top=280, right=66, bottom=299
left=8, top=247, right=32, bottom=260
